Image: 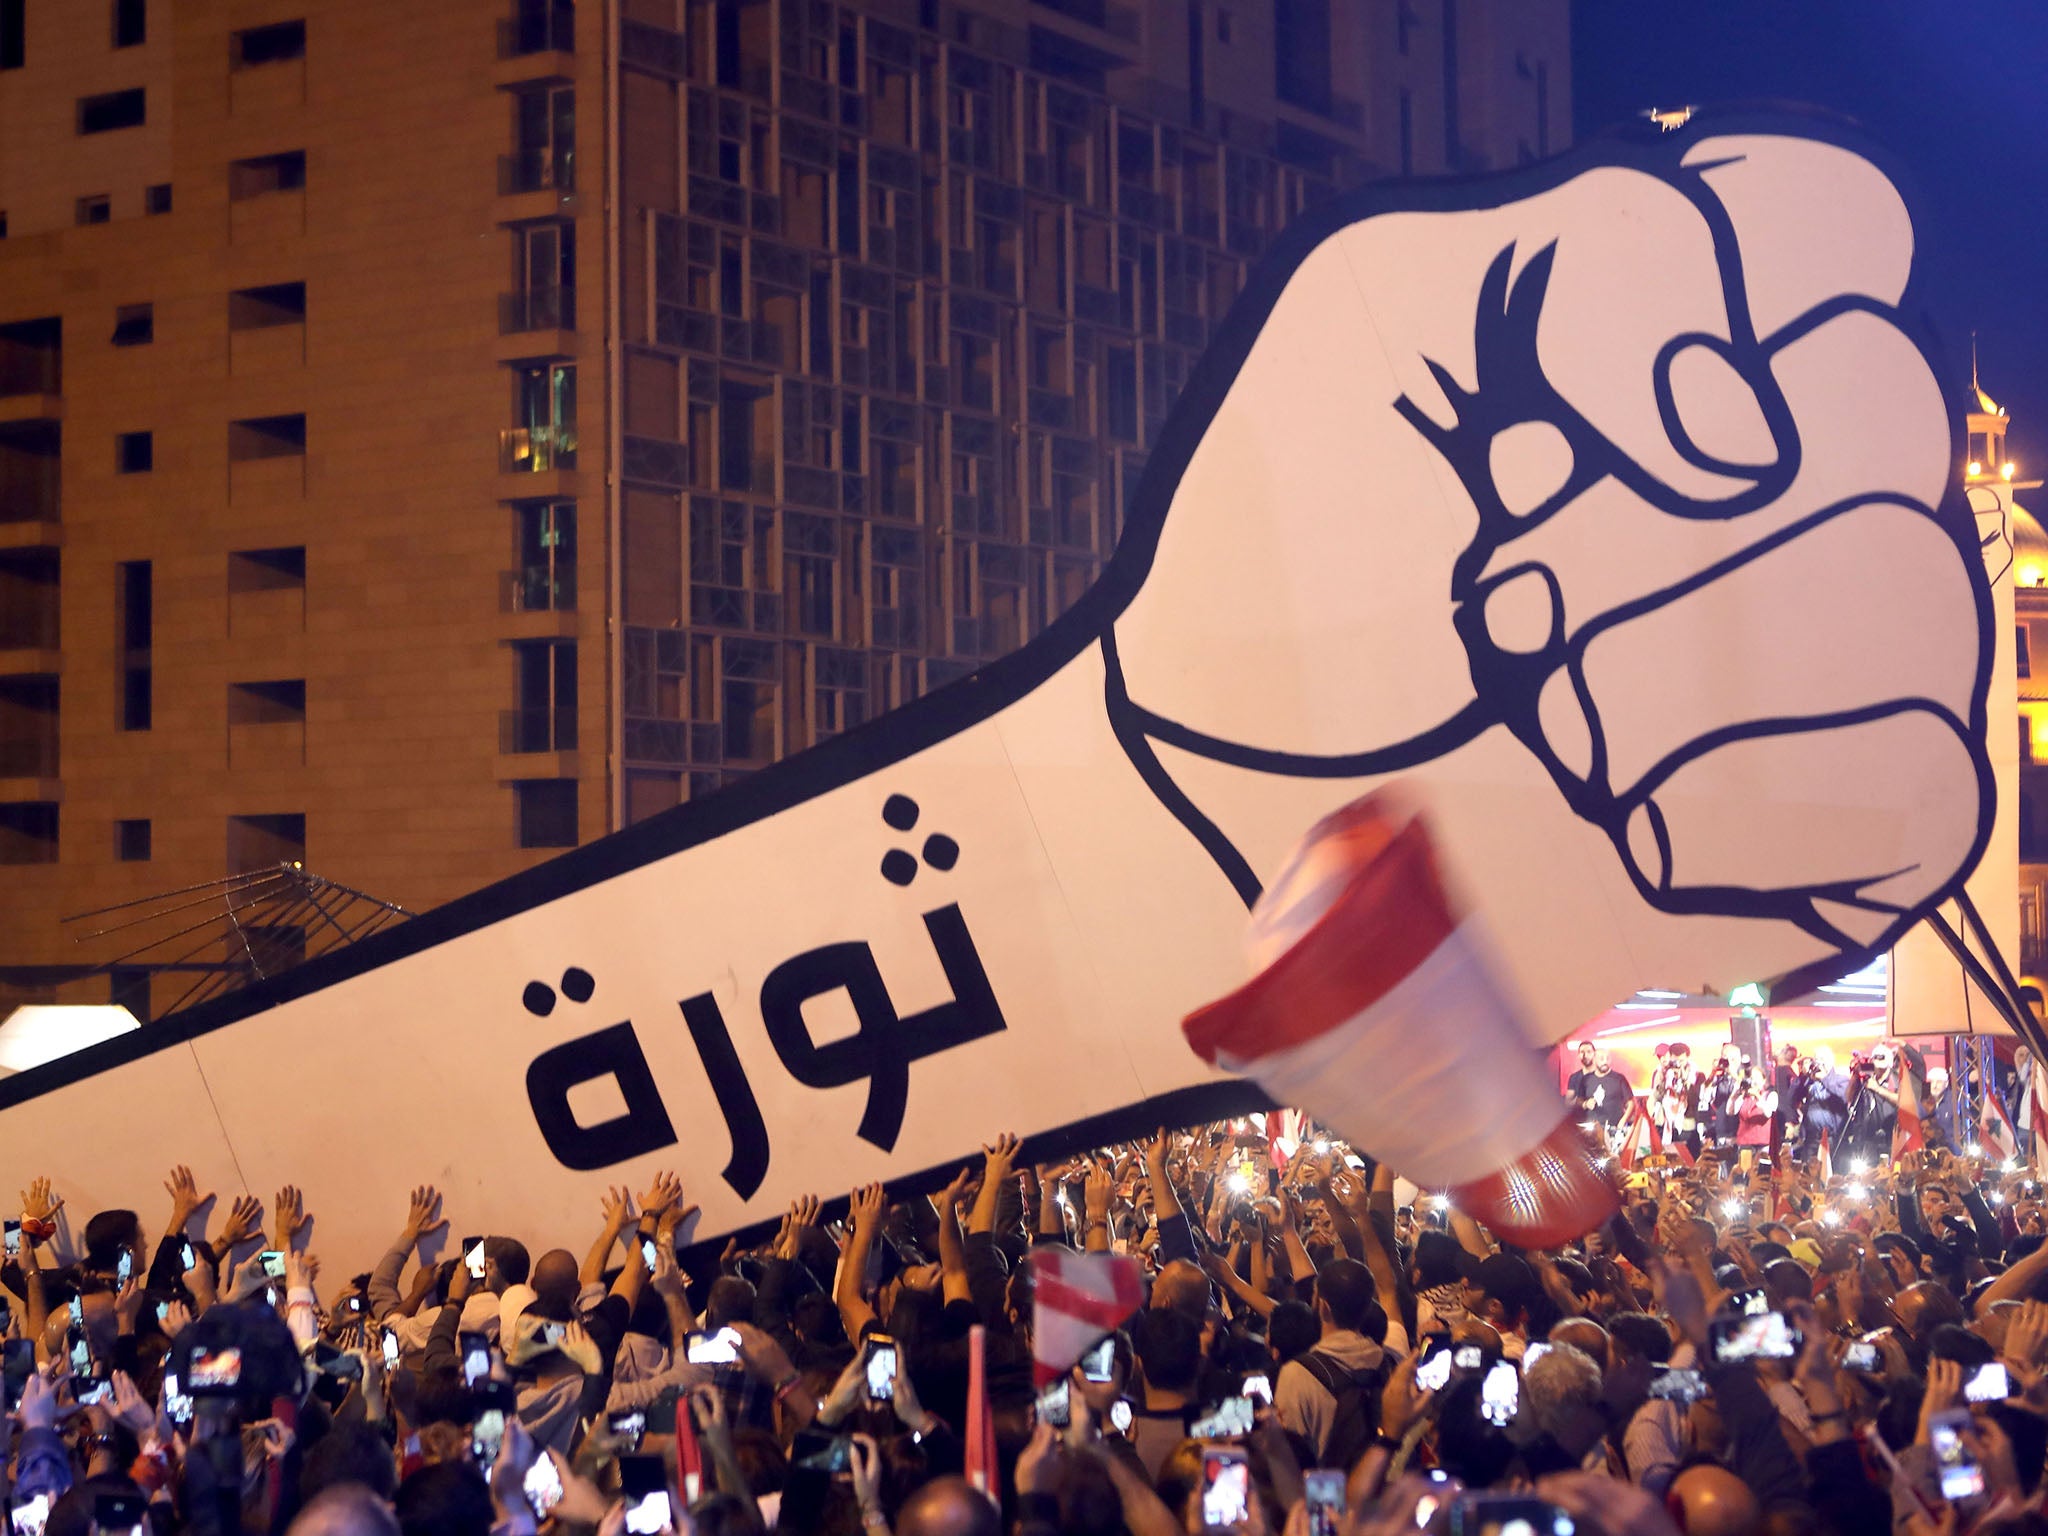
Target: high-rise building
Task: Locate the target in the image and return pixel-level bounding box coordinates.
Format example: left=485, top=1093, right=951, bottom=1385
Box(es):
left=0, top=0, right=1567, bottom=1017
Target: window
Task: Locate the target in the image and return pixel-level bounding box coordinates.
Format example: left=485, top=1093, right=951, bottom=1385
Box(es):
left=116, top=818, right=151, bottom=861
left=119, top=559, right=151, bottom=730
left=517, top=503, right=576, bottom=611
left=227, top=546, right=306, bottom=591
left=233, top=19, right=305, bottom=67
left=145, top=183, right=171, bottom=214
left=229, top=281, right=305, bottom=330
left=116, top=431, right=152, bottom=473
left=1, top=0, right=22, bottom=69
left=0, top=804, right=57, bottom=865
left=226, top=812, right=304, bottom=873
left=0, top=213, right=7, bottom=239
left=228, top=413, right=306, bottom=460
left=78, top=88, right=146, bottom=134
left=113, top=0, right=145, bottom=48
left=510, top=86, right=575, bottom=193
left=229, top=151, right=306, bottom=200
left=228, top=678, right=306, bottom=724
left=111, top=303, right=152, bottom=346
left=77, top=195, right=111, bottom=226
left=2021, top=625, right=2034, bottom=680
left=510, top=640, right=577, bottom=751
left=516, top=780, right=578, bottom=847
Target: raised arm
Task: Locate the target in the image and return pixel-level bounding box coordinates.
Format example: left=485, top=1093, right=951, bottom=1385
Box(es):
left=581, top=1185, right=633, bottom=1287
left=968, top=1133, right=1020, bottom=1236
left=934, top=1167, right=976, bottom=1306
left=368, top=1185, right=442, bottom=1322
left=1275, top=1188, right=1317, bottom=1282
left=836, top=1183, right=883, bottom=1340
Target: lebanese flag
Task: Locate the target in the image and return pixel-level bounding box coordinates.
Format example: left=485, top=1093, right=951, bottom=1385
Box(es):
left=964, top=1325, right=999, bottom=1507
left=1982, top=1090, right=2019, bottom=1164
left=1617, top=1099, right=1659, bottom=1171
left=1182, top=793, right=1618, bottom=1249
left=1029, top=1249, right=1142, bottom=1386
left=674, top=1391, right=705, bottom=1503
left=1893, top=1067, right=1924, bottom=1161
left=1818, top=1129, right=1834, bottom=1183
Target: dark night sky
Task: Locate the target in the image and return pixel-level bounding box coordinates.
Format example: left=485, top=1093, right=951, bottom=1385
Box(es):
left=1573, top=0, right=2048, bottom=466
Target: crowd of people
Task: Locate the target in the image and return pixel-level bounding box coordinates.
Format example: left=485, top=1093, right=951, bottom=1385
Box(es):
left=10, top=1105, right=2048, bottom=1536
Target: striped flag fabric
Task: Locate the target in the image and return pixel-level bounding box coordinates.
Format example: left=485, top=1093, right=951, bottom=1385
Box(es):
left=1028, top=1248, right=1143, bottom=1386
left=1182, top=793, right=1619, bottom=1249
left=1981, top=1088, right=2019, bottom=1164
left=964, top=1324, right=999, bottom=1507
left=1894, top=1066, right=1924, bottom=1161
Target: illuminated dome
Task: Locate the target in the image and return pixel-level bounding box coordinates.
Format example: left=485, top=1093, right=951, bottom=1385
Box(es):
left=2015, top=503, right=2048, bottom=588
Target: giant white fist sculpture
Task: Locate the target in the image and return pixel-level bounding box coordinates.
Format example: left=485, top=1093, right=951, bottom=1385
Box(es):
left=0, top=117, right=1992, bottom=1263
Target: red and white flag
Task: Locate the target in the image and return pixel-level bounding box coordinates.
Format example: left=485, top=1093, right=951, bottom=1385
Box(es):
left=1981, top=1090, right=2019, bottom=1165
left=2031, top=1063, right=2048, bottom=1178
left=965, top=1324, right=998, bottom=1506
left=1616, top=1098, right=1660, bottom=1172
left=1182, top=794, right=1618, bottom=1249
left=1893, top=1067, right=1924, bottom=1161
left=1028, top=1248, right=1143, bottom=1386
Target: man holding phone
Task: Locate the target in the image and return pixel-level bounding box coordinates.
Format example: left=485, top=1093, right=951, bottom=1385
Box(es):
left=365, top=1186, right=528, bottom=1359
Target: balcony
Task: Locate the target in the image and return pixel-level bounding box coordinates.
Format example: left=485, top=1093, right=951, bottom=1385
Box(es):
left=505, top=563, right=577, bottom=613
left=499, top=424, right=577, bottom=473
left=497, top=285, right=577, bottom=363
left=499, top=148, right=576, bottom=212
left=0, top=322, right=60, bottom=416
left=501, top=707, right=578, bottom=753
left=0, top=737, right=57, bottom=780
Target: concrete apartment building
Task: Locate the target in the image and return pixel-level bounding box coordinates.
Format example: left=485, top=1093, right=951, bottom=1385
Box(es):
left=0, top=0, right=1568, bottom=1018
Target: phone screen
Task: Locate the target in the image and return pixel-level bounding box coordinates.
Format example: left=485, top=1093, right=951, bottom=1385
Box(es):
left=1415, top=1342, right=1455, bottom=1393
left=522, top=1456, right=565, bottom=1520
left=163, top=1371, right=192, bottom=1425
left=66, top=1297, right=82, bottom=1328
left=1647, top=1367, right=1710, bottom=1404
left=461, top=1333, right=491, bottom=1388
left=1708, top=1311, right=1801, bottom=1363
left=1932, top=1412, right=1985, bottom=1500
left=1189, top=1396, right=1255, bottom=1440
left=1109, top=1400, right=1133, bottom=1434
left=685, top=1327, right=741, bottom=1366
left=259, top=1250, right=286, bottom=1280
left=1242, top=1372, right=1272, bottom=1405
left=114, top=1252, right=132, bottom=1284
left=623, top=1493, right=671, bottom=1536
left=11, top=1494, right=51, bottom=1536
left=382, top=1332, right=401, bottom=1368
left=1304, top=1469, right=1347, bottom=1536
left=73, top=1377, right=111, bottom=1407
left=1965, top=1362, right=2011, bottom=1403
left=609, top=1412, right=647, bottom=1451
left=94, top=1494, right=145, bottom=1536
left=3, top=1224, right=17, bottom=1259
left=1842, top=1343, right=1880, bottom=1373
left=1035, top=1378, right=1070, bottom=1428
left=179, top=1242, right=194, bottom=1272
left=641, top=1238, right=660, bottom=1272
left=864, top=1341, right=898, bottom=1400
left=465, top=1240, right=487, bottom=1281
left=472, top=1408, right=506, bottom=1466
left=1478, top=1360, right=1519, bottom=1427
left=1201, top=1452, right=1250, bottom=1528
left=188, top=1346, right=243, bottom=1393
left=1080, top=1335, right=1117, bottom=1382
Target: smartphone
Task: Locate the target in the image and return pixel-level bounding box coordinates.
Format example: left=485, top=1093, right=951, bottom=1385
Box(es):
left=2, top=1340, right=33, bottom=1413
left=643, top=1395, right=677, bottom=1437
left=791, top=1430, right=853, bottom=1471
left=685, top=1326, right=741, bottom=1366
left=1707, top=1310, right=1802, bottom=1363
left=1522, top=1341, right=1553, bottom=1369
left=1190, top=1395, right=1255, bottom=1440
left=381, top=1331, right=400, bottom=1368
left=1415, top=1341, right=1455, bottom=1393
left=344, top=1294, right=364, bottom=1315
left=72, top=1376, right=111, bottom=1407
left=462, top=1238, right=487, bottom=1281
left=179, top=1242, right=194, bottom=1272
left=3, top=1223, right=18, bottom=1259
left=66, top=1296, right=82, bottom=1328
left=257, top=1250, right=287, bottom=1280
left=620, top=1454, right=672, bottom=1536
left=1965, top=1362, right=2011, bottom=1403
left=608, top=1410, right=647, bottom=1451
left=641, top=1237, right=660, bottom=1272
left=1109, top=1399, right=1133, bottom=1434
left=1726, top=1286, right=1769, bottom=1317
left=1036, top=1377, right=1071, bottom=1428
left=67, top=1330, right=89, bottom=1378
left=93, top=1493, right=145, bottom=1536
left=460, top=1332, right=491, bottom=1388
left=114, top=1252, right=132, bottom=1285
left=188, top=1346, right=243, bottom=1394
left=1647, top=1366, right=1712, bottom=1404
left=1201, top=1448, right=1251, bottom=1529
left=1930, top=1408, right=1985, bottom=1500
left=1080, top=1335, right=1117, bottom=1382
left=522, top=1455, right=565, bottom=1521
left=163, top=1370, right=192, bottom=1426
left=1304, top=1468, right=1347, bottom=1536
left=11, top=1494, right=51, bottom=1536
left=1842, top=1342, right=1881, bottom=1373
left=1448, top=1495, right=1574, bottom=1536
left=1477, top=1359, right=1519, bottom=1427
left=472, top=1407, right=507, bottom=1465
left=864, top=1334, right=898, bottom=1401
left=1242, top=1372, right=1272, bottom=1405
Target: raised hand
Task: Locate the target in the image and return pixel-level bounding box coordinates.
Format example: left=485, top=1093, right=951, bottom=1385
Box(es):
left=160, top=1299, right=191, bottom=1337
left=981, top=1132, right=1022, bottom=1175
left=598, top=1185, right=633, bottom=1229
left=19, top=1177, right=61, bottom=1225
left=402, top=1185, right=445, bottom=1245
left=637, top=1170, right=684, bottom=1218
left=219, top=1193, right=264, bottom=1249
left=109, top=1371, right=155, bottom=1437
left=849, top=1183, right=885, bottom=1231
left=112, top=1277, right=147, bottom=1335
left=274, top=1186, right=309, bottom=1247
left=163, top=1165, right=209, bottom=1234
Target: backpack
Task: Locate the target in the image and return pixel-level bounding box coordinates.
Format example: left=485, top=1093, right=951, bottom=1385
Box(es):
left=1295, top=1348, right=1389, bottom=1470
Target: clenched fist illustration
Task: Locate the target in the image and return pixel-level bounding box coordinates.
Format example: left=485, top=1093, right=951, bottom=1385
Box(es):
left=1110, top=119, right=1992, bottom=995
